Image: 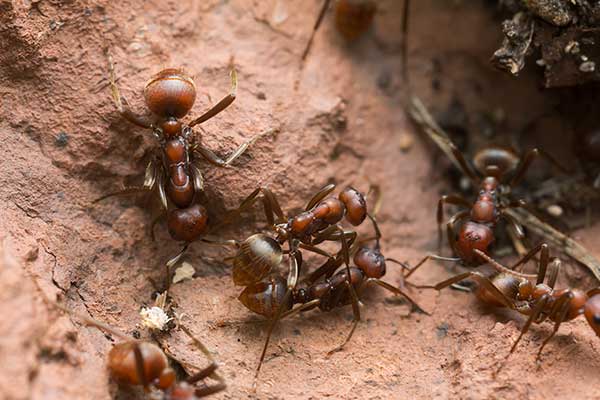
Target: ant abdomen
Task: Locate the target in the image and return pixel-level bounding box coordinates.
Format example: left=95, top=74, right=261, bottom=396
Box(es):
left=108, top=341, right=171, bottom=386
left=167, top=204, right=208, bottom=243
left=238, top=276, right=292, bottom=318
left=334, top=0, right=377, bottom=41
left=338, top=187, right=367, bottom=226
left=144, top=69, right=196, bottom=118
left=232, top=234, right=283, bottom=286
left=353, top=247, right=385, bottom=279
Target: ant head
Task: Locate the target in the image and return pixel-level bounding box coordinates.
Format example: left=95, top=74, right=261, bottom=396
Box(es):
left=584, top=293, right=600, bottom=337
left=108, top=342, right=169, bottom=387
left=456, top=222, right=494, bottom=265
left=238, top=276, right=292, bottom=318
left=232, top=234, right=283, bottom=286
left=353, top=247, right=385, bottom=279
left=338, top=187, right=367, bottom=226
left=144, top=68, right=196, bottom=118
left=473, top=146, right=519, bottom=179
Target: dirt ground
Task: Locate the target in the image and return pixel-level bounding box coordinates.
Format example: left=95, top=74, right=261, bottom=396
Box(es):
left=2, top=1, right=600, bottom=399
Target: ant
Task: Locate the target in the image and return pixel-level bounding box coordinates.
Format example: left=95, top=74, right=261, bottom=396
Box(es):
left=97, top=55, right=272, bottom=267
left=435, top=144, right=567, bottom=267
left=227, top=184, right=427, bottom=376
left=50, top=303, right=225, bottom=399
left=421, top=248, right=600, bottom=363
left=302, top=0, right=377, bottom=60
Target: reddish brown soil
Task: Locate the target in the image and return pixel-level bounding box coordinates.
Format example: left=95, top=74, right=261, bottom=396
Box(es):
left=2, top=1, right=600, bottom=399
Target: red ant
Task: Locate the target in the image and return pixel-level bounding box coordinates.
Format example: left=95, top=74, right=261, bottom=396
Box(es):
left=435, top=145, right=567, bottom=267
left=227, top=184, right=427, bottom=376
left=97, top=55, right=271, bottom=267
left=420, top=248, right=600, bottom=363
left=50, top=303, right=225, bottom=399
left=302, top=0, right=377, bottom=60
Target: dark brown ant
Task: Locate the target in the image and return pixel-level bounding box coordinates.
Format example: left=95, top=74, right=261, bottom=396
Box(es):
left=227, top=184, right=427, bottom=376
left=51, top=303, right=225, bottom=399
left=97, top=55, right=271, bottom=267
left=420, top=249, right=600, bottom=364
left=302, top=0, right=377, bottom=60
left=238, top=231, right=428, bottom=358
left=435, top=145, right=567, bottom=267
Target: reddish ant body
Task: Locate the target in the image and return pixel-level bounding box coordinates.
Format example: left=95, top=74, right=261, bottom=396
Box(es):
left=99, top=56, right=270, bottom=266
left=422, top=249, right=600, bottom=361
left=228, top=184, right=426, bottom=375
left=302, top=0, right=376, bottom=60
left=52, top=304, right=225, bottom=399
left=435, top=144, right=566, bottom=267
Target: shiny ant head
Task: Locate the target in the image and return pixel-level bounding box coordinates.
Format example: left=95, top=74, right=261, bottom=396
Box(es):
left=455, top=221, right=494, bottom=265
left=238, top=276, right=292, bottom=318
left=473, top=146, right=520, bottom=179
left=338, top=187, right=367, bottom=226
left=584, top=293, right=600, bottom=337
left=144, top=68, right=196, bottom=119
left=353, top=247, right=385, bottom=279
left=108, top=341, right=175, bottom=389
left=232, top=234, right=283, bottom=286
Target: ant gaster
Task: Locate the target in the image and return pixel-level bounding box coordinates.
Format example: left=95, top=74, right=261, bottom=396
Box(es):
left=99, top=56, right=271, bottom=266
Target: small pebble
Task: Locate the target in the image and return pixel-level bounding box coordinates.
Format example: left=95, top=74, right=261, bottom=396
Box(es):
left=55, top=132, right=69, bottom=147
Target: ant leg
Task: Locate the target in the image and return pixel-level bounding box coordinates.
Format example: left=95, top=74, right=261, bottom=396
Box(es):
left=404, top=254, right=459, bottom=279
left=509, top=243, right=548, bottom=274
left=51, top=302, right=130, bottom=341
left=194, top=128, right=275, bottom=168
left=194, top=382, right=227, bottom=397
left=132, top=343, right=150, bottom=391
left=301, top=0, right=332, bottom=61
left=510, top=148, right=570, bottom=187
left=587, top=287, right=600, bottom=297
left=537, top=293, right=573, bottom=360
left=305, top=183, right=336, bottom=211
left=446, top=210, right=469, bottom=257
left=420, top=271, right=515, bottom=308
left=473, top=250, right=538, bottom=280
left=93, top=161, right=159, bottom=203
left=509, top=294, right=550, bottom=354
left=188, top=69, right=237, bottom=127
left=326, top=279, right=362, bottom=357
left=546, top=259, right=561, bottom=289
left=260, top=187, right=285, bottom=224
left=362, top=278, right=429, bottom=315
left=107, top=53, right=153, bottom=129
left=302, top=255, right=344, bottom=285
left=279, top=299, right=321, bottom=319
left=190, top=162, right=205, bottom=192
left=255, top=249, right=299, bottom=379
left=500, top=210, right=529, bottom=256
left=298, top=243, right=335, bottom=259
left=157, top=167, right=168, bottom=210
left=437, top=195, right=471, bottom=253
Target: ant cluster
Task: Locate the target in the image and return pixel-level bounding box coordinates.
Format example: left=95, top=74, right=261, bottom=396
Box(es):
left=45, top=0, right=600, bottom=398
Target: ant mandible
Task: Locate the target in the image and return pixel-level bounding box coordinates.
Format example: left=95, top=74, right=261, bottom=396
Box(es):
left=421, top=248, right=600, bottom=363
left=51, top=303, right=225, bottom=399
left=98, top=55, right=271, bottom=266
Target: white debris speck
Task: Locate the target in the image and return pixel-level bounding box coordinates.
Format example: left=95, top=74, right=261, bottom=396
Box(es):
left=565, top=41, right=580, bottom=54
left=546, top=204, right=564, bottom=217
left=173, top=261, right=195, bottom=284
left=140, top=306, right=172, bottom=331
left=580, top=61, right=596, bottom=73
